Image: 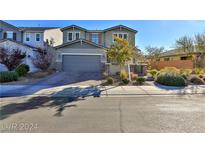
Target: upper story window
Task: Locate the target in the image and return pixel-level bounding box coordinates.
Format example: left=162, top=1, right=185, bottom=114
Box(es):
left=3, top=31, right=16, bottom=41
left=25, top=33, right=30, bottom=42
left=75, top=32, right=80, bottom=40
left=68, top=32, right=73, bottom=41
left=67, top=32, right=80, bottom=42
left=6, top=31, right=13, bottom=39
left=113, top=33, right=128, bottom=42
left=35, top=33, right=41, bottom=42
left=91, top=33, right=99, bottom=44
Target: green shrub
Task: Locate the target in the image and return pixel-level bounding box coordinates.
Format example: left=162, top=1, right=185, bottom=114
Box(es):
left=15, top=64, right=29, bottom=76
left=156, top=72, right=186, bottom=87
left=0, top=71, right=19, bottom=82
left=21, top=64, right=30, bottom=72
left=181, top=74, right=187, bottom=80
left=106, top=77, right=114, bottom=85
left=120, top=70, right=128, bottom=80
left=136, top=77, right=146, bottom=85
left=190, top=76, right=205, bottom=85
left=149, top=69, right=158, bottom=78
left=122, top=78, right=129, bottom=84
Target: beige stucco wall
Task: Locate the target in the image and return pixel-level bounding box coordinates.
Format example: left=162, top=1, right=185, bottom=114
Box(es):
left=104, top=27, right=136, bottom=47
left=62, top=28, right=86, bottom=44
left=44, top=28, right=63, bottom=47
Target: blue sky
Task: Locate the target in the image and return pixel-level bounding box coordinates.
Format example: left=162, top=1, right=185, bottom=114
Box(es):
left=6, top=20, right=205, bottom=51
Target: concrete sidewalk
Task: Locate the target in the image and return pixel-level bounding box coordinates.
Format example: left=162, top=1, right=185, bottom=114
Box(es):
left=101, top=85, right=205, bottom=96
left=31, top=84, right=205, bottom=97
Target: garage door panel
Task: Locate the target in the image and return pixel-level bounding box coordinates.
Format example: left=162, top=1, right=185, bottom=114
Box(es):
left=62, top=55, right=101, bottom=73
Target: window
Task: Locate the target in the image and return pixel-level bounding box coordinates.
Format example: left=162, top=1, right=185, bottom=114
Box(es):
left=35, top=33, right=41, bottom=42
left=6, top=31, right=13, bottom=39
left=113, top=33, right=128, bottom=42
left=68, top=33, right=73, bottom=41
left=67, top=32, right=80, bottom=41
left=91, top=33, right=99, bottom=44
left=124, top=34, right=128, bottom=40
left=164, top=58, right=170, bottom=61
left=25, top=33, right=30, bottom=42
left=75, top=32, right=80, bottom=40
left=113, top=34, right=118, bottom=41
left=180, top=56, right=188, bottom=60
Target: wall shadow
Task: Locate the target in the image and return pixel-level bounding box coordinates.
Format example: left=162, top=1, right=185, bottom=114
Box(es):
left=0, top=86, right=101, bottom=120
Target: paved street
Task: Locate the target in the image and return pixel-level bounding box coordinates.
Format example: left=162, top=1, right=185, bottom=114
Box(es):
left=0, top=95, right=205, bottom=133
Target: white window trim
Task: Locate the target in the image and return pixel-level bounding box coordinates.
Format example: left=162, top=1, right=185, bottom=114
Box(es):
left=35, top=33, right=41, bottom=42
left=6, top=31, right=13, bottom=39
left=112, top=32, right=128, bottom=42
left=25, top=33, right=31, bottom=42
left=67, top=31, right=81, bottom=42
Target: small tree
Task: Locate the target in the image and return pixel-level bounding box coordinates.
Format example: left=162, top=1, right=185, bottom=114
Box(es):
left=107, top=37, right=134, bottom=71
left=0, top=47, right=26, bottom=71
left=195, top=33, right=205, bottom=52
left=32, top=48, right=53, bottom=71
left=195, top=33, right=205, bottom=67
left=145, top=46, right=164, bottom=69
left=175, top=36, right=194, bottom=53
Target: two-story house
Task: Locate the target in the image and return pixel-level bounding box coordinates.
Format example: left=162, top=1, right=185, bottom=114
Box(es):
left=54, top=25, right=138, bottom=78
left=1, top=21, right=143, bottom=78
left=0, top=20, right=58, bottom=72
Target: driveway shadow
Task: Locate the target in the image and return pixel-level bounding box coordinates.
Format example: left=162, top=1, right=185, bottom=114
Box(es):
left=0, top=86, right=101, bottom=120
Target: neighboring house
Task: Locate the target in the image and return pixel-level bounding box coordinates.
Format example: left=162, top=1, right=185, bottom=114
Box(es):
left=150, top=49, right=205, bottom=70
left=1, top=21, right=145, bottom=79
left=0, top=39, right=38, bottom=72
left=0, top=20, right=58, bottom=72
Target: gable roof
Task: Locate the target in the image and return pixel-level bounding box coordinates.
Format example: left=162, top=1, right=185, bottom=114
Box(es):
left=159, top=49, right=204, bottom=58
left=19, top=27, right=59, bottom=31
left=0, top=20, right=20, bottom=31
left=60, top=25, right=87, bottom=32
left=55, top=39, right=106, bottom=49
left=0, top=39, right=37, bottom=49
left=103, top=25, right=138, bottom=33
left=60, top=24, right=138, bottom=33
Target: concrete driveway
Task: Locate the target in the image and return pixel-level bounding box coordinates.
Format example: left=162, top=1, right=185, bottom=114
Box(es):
left=0, top=72, right=102, bottom=97
left=0, top=95, right=205, bottom=133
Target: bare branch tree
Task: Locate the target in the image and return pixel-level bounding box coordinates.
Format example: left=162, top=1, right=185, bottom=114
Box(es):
left=0, top=47, right=26, bottom=71
left=32, top=48, right=53, bottom=71
left=175, top=36, right=194, bottom=53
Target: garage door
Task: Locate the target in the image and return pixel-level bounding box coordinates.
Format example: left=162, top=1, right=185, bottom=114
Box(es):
left=62, top=55, right=101, bottom=75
